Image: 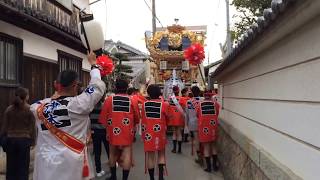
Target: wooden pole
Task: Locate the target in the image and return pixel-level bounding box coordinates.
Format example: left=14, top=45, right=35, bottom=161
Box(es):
left=198, top=65, right=206, bottom=88
left=152, top=0, right=156, bottom=34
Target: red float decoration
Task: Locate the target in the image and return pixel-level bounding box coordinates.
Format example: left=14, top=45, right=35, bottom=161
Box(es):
left=96, top=55, right=114, bottom=76
left=184, top=43, right=205, bottom=65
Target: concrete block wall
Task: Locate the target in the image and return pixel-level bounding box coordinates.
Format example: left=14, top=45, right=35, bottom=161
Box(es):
left=215, top=1, right=320, bottom=179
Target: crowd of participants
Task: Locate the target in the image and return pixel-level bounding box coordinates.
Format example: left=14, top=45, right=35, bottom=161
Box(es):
left=0, top=52, right=220, bottom=180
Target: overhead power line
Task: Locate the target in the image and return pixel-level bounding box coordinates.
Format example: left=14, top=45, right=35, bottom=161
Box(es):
left=143, top=0, right=164, bottom=28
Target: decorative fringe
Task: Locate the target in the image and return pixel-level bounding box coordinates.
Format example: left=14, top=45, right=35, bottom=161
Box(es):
left=82, top=164, right=89, bottom=177
left=82, top=148, right=89, bottom=177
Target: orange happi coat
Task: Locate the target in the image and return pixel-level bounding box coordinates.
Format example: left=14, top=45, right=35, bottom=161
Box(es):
left=196, top=99, right=220, bottom=143
left=99, top=94, right=140, bottom=146
left=141, top=99, right=170, bottom=152
left=167, top=96, right=186, bottom=127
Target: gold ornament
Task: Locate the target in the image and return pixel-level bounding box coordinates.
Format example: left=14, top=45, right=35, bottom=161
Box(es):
left=167, top=25, right=186, bottom=33
left=168, top=32, right=182, bottom=48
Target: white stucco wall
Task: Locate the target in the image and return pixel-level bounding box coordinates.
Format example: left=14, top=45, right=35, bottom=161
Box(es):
left=73, top=0, right=90, bottom=12
left=216, top=3, right=320, bottom=180
left=0, top=20, right=90, bottom=70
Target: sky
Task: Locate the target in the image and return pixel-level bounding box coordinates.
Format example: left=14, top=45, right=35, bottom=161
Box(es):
left=90, top=0, right=236, bottom=65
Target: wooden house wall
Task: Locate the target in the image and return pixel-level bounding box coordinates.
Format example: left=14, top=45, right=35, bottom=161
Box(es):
left=23, top=56, right=59, bottom=104
left=0, top=57, right=90, bottom=122
left=82, top=71, right=90, bottom=87
left=0, top=86, right=16, bottom=126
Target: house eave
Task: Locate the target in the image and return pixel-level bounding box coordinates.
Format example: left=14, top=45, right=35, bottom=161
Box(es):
left=0, top=1, right=86, bottom=53
left=211, top=0, right=310, bottom=80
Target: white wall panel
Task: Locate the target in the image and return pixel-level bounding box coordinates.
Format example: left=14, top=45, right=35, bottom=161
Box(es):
left=220, top=111, right=320, bottom=180
left=223, top=58, right=320, bottom=102
left=216, top=4, right=320, bottom=180
left=224, top=98, right=320, bottom=148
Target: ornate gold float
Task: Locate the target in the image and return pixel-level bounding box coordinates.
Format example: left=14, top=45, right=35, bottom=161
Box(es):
left=145, top=24, right=206, bottom=86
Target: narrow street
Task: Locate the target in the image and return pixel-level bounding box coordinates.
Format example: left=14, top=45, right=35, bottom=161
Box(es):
left=93, top=136, right=224, bottom=180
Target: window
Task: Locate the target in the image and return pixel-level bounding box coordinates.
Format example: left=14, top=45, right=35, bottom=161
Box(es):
left=58, top=50, right=82, bottom=79
left=0, top=33, right=23, bottom=86
left=182, top=37, right=191, bottom=50
left=159, top=37, right=169, bottom=51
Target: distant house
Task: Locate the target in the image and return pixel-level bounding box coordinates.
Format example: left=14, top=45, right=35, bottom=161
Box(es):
left=205, top=59, right=222, bottom=90
left=104, top=40, right=149, bottom=88
left=211, top=0, right=319, bottom=180
left=0, top=0, right=91, bottom=119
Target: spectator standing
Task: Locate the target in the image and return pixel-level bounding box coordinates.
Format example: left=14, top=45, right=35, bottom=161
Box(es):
left=90, top=96, right=110, bottom=177
left=0, top=87, right=36, bottom=180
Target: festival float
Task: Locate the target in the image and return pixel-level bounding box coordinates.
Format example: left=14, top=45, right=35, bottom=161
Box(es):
left=145, top=23, right=206, bottom=99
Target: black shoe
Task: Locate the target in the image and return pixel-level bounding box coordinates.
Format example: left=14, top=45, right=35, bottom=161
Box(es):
left=178, top=141, right=182, bottom=153
left=213, top=164, right=219, bottom=172
left=105, top=175, right=116, bottom=180
left=105, top=177, right=115, bottom=180
left=177, top=150, right=182, bottom=154
left=106, top=166, right=116, bottom=180
left=195, top=158, right=203, bottom=165
left=212, top=154, right=219, bottom=172
left=205, top=157, right=212, bottom=173
left=204, top=168, right=212, bottom=173
left=171, top=149, right=177, bottom=153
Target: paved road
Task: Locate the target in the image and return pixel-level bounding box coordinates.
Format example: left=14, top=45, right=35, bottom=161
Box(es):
left=93, top=137, right=224, bottom=180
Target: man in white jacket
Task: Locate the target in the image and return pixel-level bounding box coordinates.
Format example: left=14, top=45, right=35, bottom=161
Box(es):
left=30, top=52, right=106, bottom=180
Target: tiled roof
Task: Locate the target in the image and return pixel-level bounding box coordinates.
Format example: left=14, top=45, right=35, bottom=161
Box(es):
left=104, top=40, right=149, bottom=58
left=205, top=59, right=223, bottom=70
left=212, top=0, right=297, bottom=77
left=116, top=41, right=149, bottom=58
left=104, top=40, right=149, bottom=78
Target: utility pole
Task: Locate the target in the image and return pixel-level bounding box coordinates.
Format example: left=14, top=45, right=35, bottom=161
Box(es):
left=152, top=0, right=157, bottom=35
left=225, top=0, right=232, bottom=55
